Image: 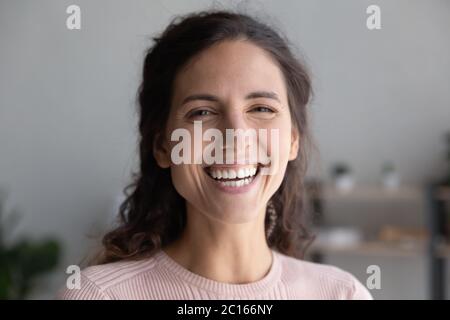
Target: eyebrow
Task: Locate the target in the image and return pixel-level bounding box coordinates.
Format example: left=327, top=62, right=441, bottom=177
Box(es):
left=245, top=91, right=280, bottom=102
left=181, top=90, right=281, bottom=105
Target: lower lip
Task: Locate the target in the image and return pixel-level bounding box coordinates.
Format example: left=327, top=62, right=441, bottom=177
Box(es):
left=206, top=170, right=260, bottom=194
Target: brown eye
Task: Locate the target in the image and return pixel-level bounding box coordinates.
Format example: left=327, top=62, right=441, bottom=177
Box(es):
left=187, top=109, right=215, bottom=119
left=251, top=106, right=275, bottom=113
left=194, top=110, right=211, bottom=116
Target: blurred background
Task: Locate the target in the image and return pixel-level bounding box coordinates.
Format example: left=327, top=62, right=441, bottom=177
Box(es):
left=0, top=0, right=449, bottom=299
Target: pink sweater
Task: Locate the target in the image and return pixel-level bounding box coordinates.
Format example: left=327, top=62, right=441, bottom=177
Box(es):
left=57, top=249, right=373, bottom=300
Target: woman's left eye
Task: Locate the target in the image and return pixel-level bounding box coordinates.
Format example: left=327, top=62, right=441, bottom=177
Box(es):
left=251, top=106, right=275, bottom=113
left=193, top=110, right=212, bottom=116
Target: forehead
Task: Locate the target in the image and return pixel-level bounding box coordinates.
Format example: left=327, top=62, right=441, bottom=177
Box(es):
left=172, top=40, right=287, bottom=103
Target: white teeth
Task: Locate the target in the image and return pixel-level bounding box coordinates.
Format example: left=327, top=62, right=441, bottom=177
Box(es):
left=218, top=177, right=253, bottom=188
left=208, top=166, right=258, bottom=181
left=222, top=170, right=228, bottom=179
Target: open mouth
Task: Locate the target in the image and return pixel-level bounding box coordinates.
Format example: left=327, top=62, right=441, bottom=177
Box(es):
left=203, top=164, right=261, bottom=188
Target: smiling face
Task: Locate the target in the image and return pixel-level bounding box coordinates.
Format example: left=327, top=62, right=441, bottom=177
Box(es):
left=154, top=40, right=299, bottom=224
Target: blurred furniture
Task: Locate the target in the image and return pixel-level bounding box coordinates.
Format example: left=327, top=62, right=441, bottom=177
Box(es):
left=305, top=181, right=449, bottom=299
left=426, top=185, right=450, bottom=300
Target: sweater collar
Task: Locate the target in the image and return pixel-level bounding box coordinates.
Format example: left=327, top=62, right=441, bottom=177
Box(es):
left=154, top=249, right=282, bottom=297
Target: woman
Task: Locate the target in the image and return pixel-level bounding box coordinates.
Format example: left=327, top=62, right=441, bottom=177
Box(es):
left=58, top=10, right=372, bottom=300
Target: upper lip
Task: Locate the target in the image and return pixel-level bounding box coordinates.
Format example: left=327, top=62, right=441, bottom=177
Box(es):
left=202, top=161, right=265, bottom=169
left=205, top=164, right=258, bottom=169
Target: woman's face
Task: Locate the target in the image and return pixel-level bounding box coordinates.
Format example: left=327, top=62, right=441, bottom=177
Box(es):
left=155, top=40, right=299, bottom=224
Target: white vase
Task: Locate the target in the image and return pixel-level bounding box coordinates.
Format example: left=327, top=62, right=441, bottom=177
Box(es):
left=382, top=171, right=400, bottom=189
left=335, top=174, right=354, bottom=191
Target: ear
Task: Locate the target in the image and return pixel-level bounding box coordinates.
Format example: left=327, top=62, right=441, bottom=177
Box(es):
left=288, top=126, right=300, bottom=161
left=153, top=133, right=171, bottom=168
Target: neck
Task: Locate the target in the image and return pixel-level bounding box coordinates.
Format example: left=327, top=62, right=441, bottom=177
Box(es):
left=163, top=204, right=273, bottom=284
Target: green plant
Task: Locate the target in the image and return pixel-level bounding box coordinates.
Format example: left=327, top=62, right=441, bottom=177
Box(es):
left=382, top=161, right=396, bottom=174
left=331, top=162, right=351, bottom=178
left=0, top=191, right=61, bottom=299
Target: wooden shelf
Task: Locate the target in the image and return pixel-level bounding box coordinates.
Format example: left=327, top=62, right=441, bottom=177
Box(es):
left=435, top=186, right=450, bottom=201
left=436, top=242, right=450, bottom=258
left=304, top=182, right=448, bottom=299
left=310, top=241, right=426, bottom=257
left=318, top=185, right=424, bottom=202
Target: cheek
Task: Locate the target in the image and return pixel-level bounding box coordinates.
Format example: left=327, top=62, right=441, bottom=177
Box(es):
left=278, top=125, right=293, bottom=162
left=171, top=165, right=192, bottom=195
left=167, top=127, right=204, bottom=165
left=263, top=118, right=292, bottom=171
left=170, top=164, right=206, bottom=202
left=257, top=120, right=292, bottom=197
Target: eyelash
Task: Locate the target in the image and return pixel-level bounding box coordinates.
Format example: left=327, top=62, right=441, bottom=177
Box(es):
left=187, top=109, right=215, bottom=119
left=186, top=105, right=275, bottom=120
left=251, top=105, right=275, bottom=113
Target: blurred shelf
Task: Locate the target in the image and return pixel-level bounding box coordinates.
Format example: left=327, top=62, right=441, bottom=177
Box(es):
left=435, top=186, right=450, bottom=202
left=310, top=241, right=426, bottom=257
left=319, top=185, right=423, bottom=202
left=436, top=242, right=450, bottom=258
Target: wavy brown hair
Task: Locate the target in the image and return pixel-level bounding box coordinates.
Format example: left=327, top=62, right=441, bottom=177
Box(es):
left=95, top=10, right=314, bottom=265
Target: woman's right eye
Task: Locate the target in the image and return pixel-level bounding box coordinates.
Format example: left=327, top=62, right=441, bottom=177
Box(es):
left=187, top=109, right=215, bottom=119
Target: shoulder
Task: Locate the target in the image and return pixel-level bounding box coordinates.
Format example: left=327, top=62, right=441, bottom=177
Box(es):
left=56, top=256, right=159, bottom=300
left=275, top=251, right=373, bottom=300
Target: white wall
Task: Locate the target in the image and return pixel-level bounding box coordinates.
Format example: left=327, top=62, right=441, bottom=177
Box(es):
left=0, top=0, right=449, bottom=299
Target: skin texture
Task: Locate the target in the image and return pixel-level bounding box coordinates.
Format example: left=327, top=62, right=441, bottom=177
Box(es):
left=153, top=40, right=299, bottom=284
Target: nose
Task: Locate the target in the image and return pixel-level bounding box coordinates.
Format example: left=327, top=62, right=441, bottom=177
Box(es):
left=218, top=106, right=257, bottom=164
left=222, top=108, right=249, bottom=131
